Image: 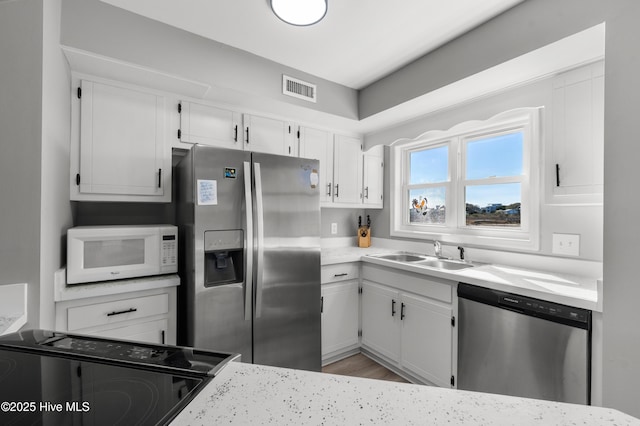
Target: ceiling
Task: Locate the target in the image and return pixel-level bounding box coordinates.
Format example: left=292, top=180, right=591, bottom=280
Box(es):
left=99, top=0, right=524, bottom=90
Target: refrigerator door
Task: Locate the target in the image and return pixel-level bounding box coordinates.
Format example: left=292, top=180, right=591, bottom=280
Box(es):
left=251, top=153, right=321, bottom=371
left=185, top=146, right=253, bottom=362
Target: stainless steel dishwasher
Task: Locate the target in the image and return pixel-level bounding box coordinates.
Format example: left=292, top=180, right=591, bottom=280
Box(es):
left=457, top=282, right=592, bottom=404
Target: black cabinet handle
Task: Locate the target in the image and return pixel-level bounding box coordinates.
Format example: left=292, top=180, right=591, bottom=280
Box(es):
left=107, top=308, right=137, bottom=317
left=327, top=183, right=332, bottom=196
left=234, top=125, right=238, bottom=142
left=556, top=163, right=560, bottom=187
left=320, top=296, right=324, bottom=314
left=246, top=127, right=250, bottom=143
left=391, top=299, right=396, bottom=317
left=365, top=186, right=369, bottom=199
left=401, top=303, right=406, bottom=320
left=335, top=184, right=339, bottom=198
left=333, top=273, right=348, bottom=277
left=158, top=169, right=162, bottom=188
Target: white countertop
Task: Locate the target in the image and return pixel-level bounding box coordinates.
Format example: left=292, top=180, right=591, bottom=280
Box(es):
left=171, top=362, right=639, bottom=425
left=0, top=283, right=27, bottom=335
left=53, top=268, right=180, bottom=302
left=322, top=244, right=600, bottom=311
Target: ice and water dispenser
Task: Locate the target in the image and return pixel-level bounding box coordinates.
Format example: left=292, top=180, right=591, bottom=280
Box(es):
left=203, top=230, right=244, bottom=287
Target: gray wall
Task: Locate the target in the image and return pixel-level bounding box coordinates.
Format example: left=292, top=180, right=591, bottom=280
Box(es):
left=59, top=0, right=358, bottom=121
left=359, top=0, right=608, bottom=119
left=320, top=208, right=365, bottom=239
left=39, top=0, right=73, bottom=328
left=0, top=0, right=44, bottom=329
left=601, top=1, right=640, bottom=415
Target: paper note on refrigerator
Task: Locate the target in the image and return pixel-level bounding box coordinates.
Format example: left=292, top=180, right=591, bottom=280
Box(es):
left=197, top=179, right=218, bottom=205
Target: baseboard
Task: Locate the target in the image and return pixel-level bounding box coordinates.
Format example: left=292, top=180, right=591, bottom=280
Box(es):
left=321, top=347, right=361, bottom=367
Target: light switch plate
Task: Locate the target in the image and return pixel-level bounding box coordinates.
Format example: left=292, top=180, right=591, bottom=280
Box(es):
left=331, top=223, right=338, bottom=235
left=552, top=233, right=580, bottom=256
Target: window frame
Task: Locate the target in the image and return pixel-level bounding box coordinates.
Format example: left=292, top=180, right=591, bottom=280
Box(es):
left=390, top=108, right=541, bottom=251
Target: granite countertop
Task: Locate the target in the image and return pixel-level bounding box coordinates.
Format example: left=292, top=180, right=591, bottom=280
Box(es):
left=322, top=245, right=600, bottom=311
left=171, top=362, right=639, bottom=425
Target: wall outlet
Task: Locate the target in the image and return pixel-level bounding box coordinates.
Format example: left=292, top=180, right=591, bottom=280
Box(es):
left=331, top=223, right=338, bottom=235
left=552, top=233, right=580, bottom=256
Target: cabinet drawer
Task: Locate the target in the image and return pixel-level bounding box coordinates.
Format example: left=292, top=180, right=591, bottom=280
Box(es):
left=67, top=294, right=169, bottom=331
left=322, top=263, right=359, bottom=283
left=91, top=319, right=169, bottom=345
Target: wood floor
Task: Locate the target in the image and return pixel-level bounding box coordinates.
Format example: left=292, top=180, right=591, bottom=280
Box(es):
left=322, top=353, right=410, bottom=383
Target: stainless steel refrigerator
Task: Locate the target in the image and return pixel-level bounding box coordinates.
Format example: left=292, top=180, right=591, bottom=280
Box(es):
left=176, top=145, right=321, bottom=371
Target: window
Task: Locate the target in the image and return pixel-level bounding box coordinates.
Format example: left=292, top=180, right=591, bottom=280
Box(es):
left=391, top=108, right=540, bottom=250
left=463, top=131, right=523, bottom=228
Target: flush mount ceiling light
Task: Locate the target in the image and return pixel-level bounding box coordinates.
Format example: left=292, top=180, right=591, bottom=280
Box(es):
left=270, top=0, right=328, bottom=26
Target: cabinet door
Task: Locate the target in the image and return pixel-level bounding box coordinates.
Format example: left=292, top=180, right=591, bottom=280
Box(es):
left=363, top=145, right=384, bottom=208
left=321, top=281, right=360, bottom=357
left=333, top=135, right=363, bottom=205
left=551, top=61, right=604, bottom=200
left=400, top=293, right=453, bottom=387
left=243, top=114, right=295, bottom=156
left=299, top=126, right=334, bottom=204
left=361, top=281, right=400, bottom=362
left=179, top=101, right=242, bottom=149
left=78, top=80, right=167, bottom=199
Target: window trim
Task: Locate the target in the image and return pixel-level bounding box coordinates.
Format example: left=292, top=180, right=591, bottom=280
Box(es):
left=390, top=108, right=541, bottom=251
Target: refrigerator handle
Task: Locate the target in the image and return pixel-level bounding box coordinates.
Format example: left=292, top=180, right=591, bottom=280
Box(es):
left=243, top=161, right=254, bottom=322
left=254, top=162, right=265, bottom=318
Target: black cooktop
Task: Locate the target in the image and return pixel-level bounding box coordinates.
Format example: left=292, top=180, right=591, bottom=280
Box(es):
left=0, top=330, right=237, bottom=425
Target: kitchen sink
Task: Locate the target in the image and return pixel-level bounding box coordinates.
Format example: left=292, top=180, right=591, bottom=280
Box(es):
left=416, top=259, right=474, bottom=270
left=375, top=253, right=427, bottom=262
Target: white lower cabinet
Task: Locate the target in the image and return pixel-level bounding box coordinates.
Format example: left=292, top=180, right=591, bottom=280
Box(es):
left=361, top=282, right=400, bottom=361
left=321, top=263, right=360, bottom=362
left=361, top=264, right=455, bottom=387
left=55, top=287, right=177, bottom=345
left=321, top=281, right=360, bottom=358
left=400, top=292, right=453, bottom=387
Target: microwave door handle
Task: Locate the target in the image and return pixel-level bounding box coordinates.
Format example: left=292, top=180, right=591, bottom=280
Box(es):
left=243, top=161, right=253, bottom=322
left=254, top=162, right=265, bottom=319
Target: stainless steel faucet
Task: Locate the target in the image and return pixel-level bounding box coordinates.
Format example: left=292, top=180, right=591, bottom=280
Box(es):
left=434, top=240, right=442, bottom=258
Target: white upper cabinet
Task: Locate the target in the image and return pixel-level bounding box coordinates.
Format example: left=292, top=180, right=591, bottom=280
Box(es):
left=333, top=134, right=363, bottom=206
left=71, top=79, right=170, bottom=202
left=178, top=101, right=242, bottom=149
left=243, top=114, right=295, bottom=156
left=363, top=145, right=384, bottom=208
left=551, top=60, right=604, bottom=203
left=299, top=130, right=383, bottom=208
left=299, top=126, right=334, bottom=204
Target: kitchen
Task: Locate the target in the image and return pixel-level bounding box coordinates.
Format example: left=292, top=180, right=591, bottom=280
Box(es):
left=1, top=0, right=639, bottom=424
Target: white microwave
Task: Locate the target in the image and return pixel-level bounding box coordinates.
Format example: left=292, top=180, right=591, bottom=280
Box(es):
left=67, top=225, right=178, bottom=284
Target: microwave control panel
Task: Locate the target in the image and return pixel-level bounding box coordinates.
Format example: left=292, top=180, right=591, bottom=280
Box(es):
left=161, top=234, right=178, bottom=268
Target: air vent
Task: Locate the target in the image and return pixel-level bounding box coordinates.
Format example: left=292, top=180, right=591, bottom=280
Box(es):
left=283, top=75, right=317, bottom=103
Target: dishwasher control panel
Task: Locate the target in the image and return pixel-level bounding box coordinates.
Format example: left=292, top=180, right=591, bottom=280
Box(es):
left=458, top=282, right=591, bottom=329
left=498, top=294, right=590, bottom=323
